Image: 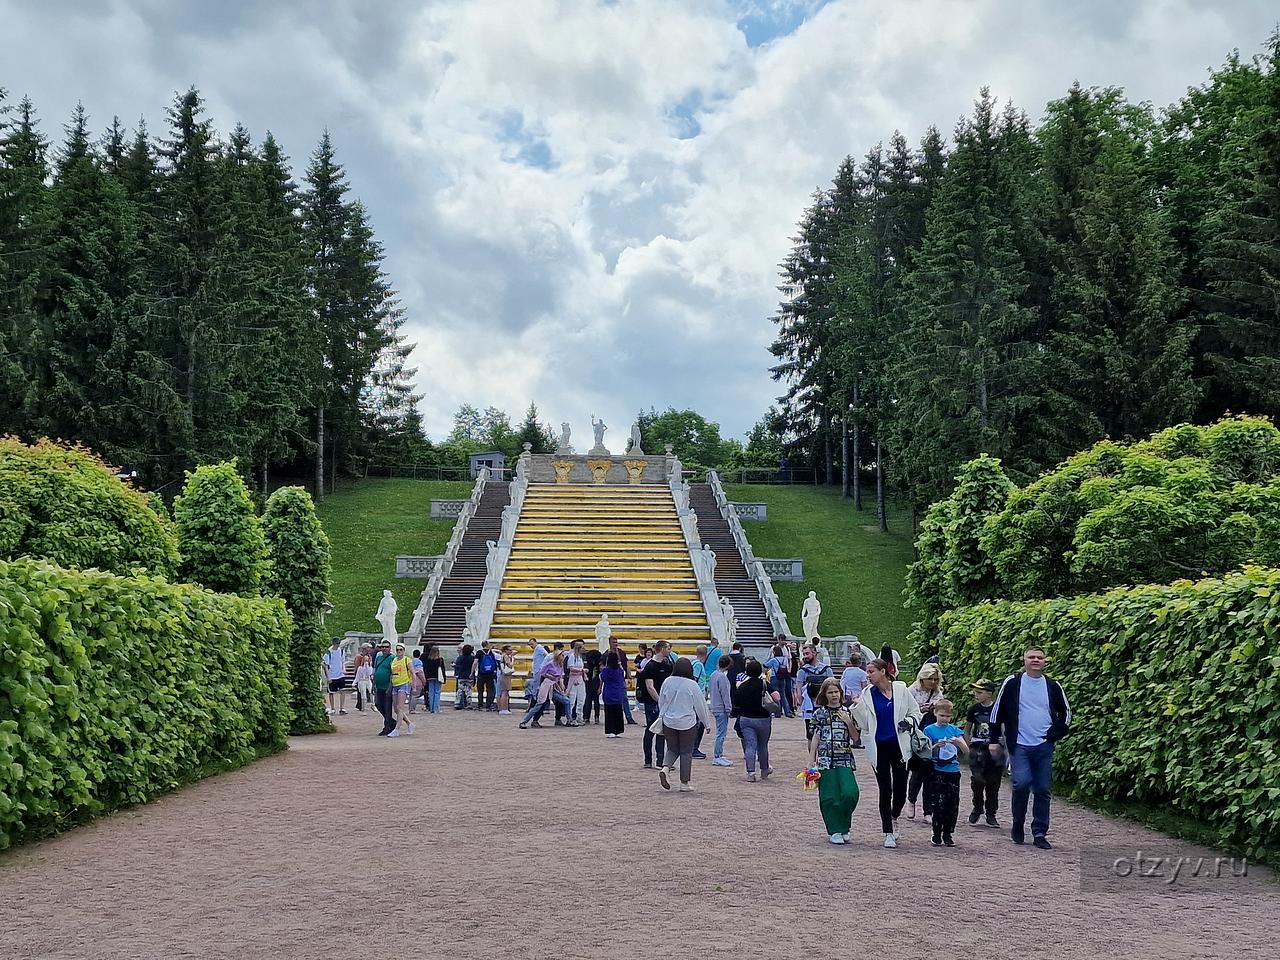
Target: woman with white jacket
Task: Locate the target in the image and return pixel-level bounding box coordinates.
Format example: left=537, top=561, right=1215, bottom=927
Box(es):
left=656, top=657, right=713, bottom=792
left=852, top=658, right=923, bottom=848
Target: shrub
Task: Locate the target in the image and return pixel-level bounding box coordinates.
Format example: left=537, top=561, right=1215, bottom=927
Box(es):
left=937, top=566, right=1280, bottom=858
left=0, top=557, right=291, bottom=850
left=262, top=486, right=332, bottom=734
left=173, top=462, right=268, bottom=596
left=0, top=438, right=178, bottom=578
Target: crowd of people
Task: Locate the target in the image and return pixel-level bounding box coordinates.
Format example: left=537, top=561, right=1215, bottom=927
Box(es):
left=324, top=634, right=1071, bottom=850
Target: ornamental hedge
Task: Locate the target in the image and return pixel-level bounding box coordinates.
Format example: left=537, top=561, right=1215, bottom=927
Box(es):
left=0, top=557, right=291, bottom=850
left=938, top=566, right=1280, bottom=857
left=0, top=438, right=179, bottom=578
left=173, top=462, right=269, bottom=596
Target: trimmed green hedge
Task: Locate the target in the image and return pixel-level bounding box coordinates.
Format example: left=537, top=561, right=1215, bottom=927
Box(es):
left=0, top=438, right=179, bottom=579
left=938, top=566, right=1280, bottom=857
left=0, top=557, right=292, bottom=850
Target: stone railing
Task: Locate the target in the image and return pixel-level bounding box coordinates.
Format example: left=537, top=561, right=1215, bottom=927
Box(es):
left=430, top=499, right=467, bottom=519
left=731, top=502, right=768, bottom=522
left=395, top=555, right=442, bottom=579
left=467, top=449, right=529, bottom=642
left=707, top=470, right=792, bottom=637
left=759, top=557, right=803, bottom=581
left=409, top=467, right=490, bottom=637
left=671, top=460, right=728, bottom=642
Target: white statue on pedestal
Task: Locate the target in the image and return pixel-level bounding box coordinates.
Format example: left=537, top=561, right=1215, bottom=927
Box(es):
left=700, top=543, right=717, bottom=580
left=465, top=603, right=481, bottom=643
left=376, top=589, right=398, bottom=645
left=594, top=613, right=612, bottom=652
left=627, top=423, right=644, bottom=456
left=500, top=505, right=517, bottom=543
left=557, top=422, right=572, bottom=454
left=719, top=597, right=737, bottom=644
left=589, top=415, right=610, bottom=455
left=485, top=540, right=499, bottom=578
left=801, top=590, right=822, bottom=641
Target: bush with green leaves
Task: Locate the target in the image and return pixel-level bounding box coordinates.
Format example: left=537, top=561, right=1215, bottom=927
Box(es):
left=937, top=566, right=1280, bottom=858
left=0, top=557, right=291, bottom=850
left=262, top=486, right=332, bottom=734
left=0, top=438, right=178, bottom=578
left=173, top=462, right=268, bottom=596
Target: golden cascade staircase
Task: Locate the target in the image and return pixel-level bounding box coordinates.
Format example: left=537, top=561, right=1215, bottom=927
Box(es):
left=488, top=482, right=711, bottom=671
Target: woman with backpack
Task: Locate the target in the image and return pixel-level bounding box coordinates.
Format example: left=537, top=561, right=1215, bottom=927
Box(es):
left=851, top=658, right=922, bottom=848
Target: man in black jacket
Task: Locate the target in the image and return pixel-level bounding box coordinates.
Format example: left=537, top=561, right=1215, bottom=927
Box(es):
left=988, top=648, right=1071, bottom=850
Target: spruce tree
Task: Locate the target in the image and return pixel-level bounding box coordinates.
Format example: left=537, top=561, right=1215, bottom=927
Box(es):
left=515, top=403, right=554, bottom=453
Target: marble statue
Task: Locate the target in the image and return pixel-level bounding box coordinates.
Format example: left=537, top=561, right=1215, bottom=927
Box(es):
left=557, top=422, right=572, bottom=454
left=701, top=543, right=717, bottom=580
left=719, top=597, right=737, bottom=644
left=375, top=589, right=398, bottom=645
left=589, top=415, right=610, bottom=455
left=500, top=505, right=517, bottom=543
left=627, top=422, right=644, bottom=456
left=465, top=603, right=480, bottom=642
left=801, top=590, right=822, bottom=641
left=485, top=540, right=499, bottom=578
left=594, top=613, right=612, bottom=653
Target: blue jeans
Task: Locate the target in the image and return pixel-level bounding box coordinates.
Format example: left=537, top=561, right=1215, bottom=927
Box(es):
left=780, top=676, right=795, bottom=717
left=522, top=689, right=570, bottom=725
left=427, top=680, right=442, bottom=713
left=739, top=716, right=772, bottom=774
left=623, top=697, right=635, bottom=723
left=642, top=701, right=665, bottom=766
left=1010, top=741, right=1054, bottom=838
left=713, top=712, right=730, bottom=758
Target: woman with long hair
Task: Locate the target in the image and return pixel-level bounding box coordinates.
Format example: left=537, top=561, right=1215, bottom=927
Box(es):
left=808, top=677, right=859, bottom=844
left=731, top=658, right=776, bottom=783
left=851, top=658, right=922, bottom=848
left=907, top=662, right=945, bottom=821
left=601, top=651, right=628, bottom=738
left=497, top=644, right=515, bottom=715
left=388, top=643, right=416, bottom=737
left=353, top=643, right=374, bottom=713
left=519, top=650, right=571, bottom=729
left=655, top=657, right=713, bottom=791
left=422, top=644, right=446, bottom=714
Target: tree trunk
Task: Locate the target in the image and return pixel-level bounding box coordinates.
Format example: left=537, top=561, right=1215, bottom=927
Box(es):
left=852, top=377, right=862, bottom=510
left=315, top=406, right=325, bottom=501
left=876, top=438, right=887, bottom=533
left=260, top=461, right=268, bottom=495
left=841, top=415, right=850, bottom=498
left=825, top=421, right=834, bottom=486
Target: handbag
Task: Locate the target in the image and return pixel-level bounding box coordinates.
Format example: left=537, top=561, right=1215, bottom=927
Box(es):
left=905, top=717, right=934, bottom=762
left=762, top=690, right=783, bottom=717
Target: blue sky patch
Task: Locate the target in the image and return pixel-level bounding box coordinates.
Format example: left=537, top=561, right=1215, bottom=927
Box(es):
left=736, top=0, right=830, bottom=48
left=496, top=109, right=555, bottom=169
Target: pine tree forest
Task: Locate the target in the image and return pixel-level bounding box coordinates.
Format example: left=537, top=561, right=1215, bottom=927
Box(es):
left=0, top=86, right=420, bottom=498
left=769, top=33, right=1280, bottom=520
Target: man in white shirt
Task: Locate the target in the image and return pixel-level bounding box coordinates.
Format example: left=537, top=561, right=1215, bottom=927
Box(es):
left=989, top=648, right=1072, bottom=850
left=322, top=639, right=349, bottom=716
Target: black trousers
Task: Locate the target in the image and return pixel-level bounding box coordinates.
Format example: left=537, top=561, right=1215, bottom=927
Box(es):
left=375, top=687, right=394, bottom=735
left=873, top=738, right=908, bottom=834
left=932, top=770, right=961, bottom=839
left=604, top=703, right=624, bottom=735
left=970, top=751, right=1003, bottom=816
left=477, top=672, right=496, bottom=709
left=584, top=678, right=601, bottom=721
left=908, top=758, right=935, bottom=814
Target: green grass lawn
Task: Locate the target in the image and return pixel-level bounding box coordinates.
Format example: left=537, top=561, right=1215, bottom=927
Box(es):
left=724, top=484, right=917, bottom=653
left=314, top=478, right=471, bottom=638
left=316, top=478, right=917, bottom=651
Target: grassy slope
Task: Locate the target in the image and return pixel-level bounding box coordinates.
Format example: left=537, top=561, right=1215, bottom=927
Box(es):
left=314, top=479, right=471, bottom=638
left=724, top=484, right=916, bottom=652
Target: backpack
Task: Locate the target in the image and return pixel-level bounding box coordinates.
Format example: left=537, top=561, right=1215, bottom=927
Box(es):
left=479, top=650, right=497, bottom=673
left=804, top=664, right=832, bottom=704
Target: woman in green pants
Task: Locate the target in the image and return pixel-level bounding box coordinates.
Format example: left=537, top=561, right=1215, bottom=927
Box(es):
left=808, top=677, right=860, bottom=844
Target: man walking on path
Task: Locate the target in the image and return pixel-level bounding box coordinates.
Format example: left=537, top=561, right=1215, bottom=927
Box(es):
left=638, top=640, right=673, bottom=768
left=323, top=639, right=349, bottom=716
left=475, top=641, right=499, bottom=711
left=372, top=640, right=396, bottom=736
left=988, top=648, right=1072, bottom=849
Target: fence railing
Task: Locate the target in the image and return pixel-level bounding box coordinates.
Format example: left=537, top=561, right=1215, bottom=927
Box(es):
left=396, top=555, right=442, bottom=578
left=365, top=464, right=511, bottom=482
left=731, top=501, right=768, bottom=521
left=759, top=557, right=803, bottom=581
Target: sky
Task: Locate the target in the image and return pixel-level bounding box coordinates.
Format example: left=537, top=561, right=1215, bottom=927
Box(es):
left=2, top=0, right=1277, bottom=444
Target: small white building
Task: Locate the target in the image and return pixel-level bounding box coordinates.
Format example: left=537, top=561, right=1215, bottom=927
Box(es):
left=469, top=450, right=507, bottom=479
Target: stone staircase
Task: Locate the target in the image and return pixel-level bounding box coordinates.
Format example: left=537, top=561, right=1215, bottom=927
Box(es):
left=488, top=483, right=711, bottom=668
left=419, top=481, right=511, bottom=647
left=688, top=483, right=775, bottom=645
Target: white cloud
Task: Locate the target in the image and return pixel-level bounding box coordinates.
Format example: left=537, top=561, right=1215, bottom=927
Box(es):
left=2, top=0, right=1277, bottom=444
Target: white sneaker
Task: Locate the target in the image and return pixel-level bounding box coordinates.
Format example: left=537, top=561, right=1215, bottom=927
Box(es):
left=326, top=708, right=335, bottom=716
left=678, top=784, right=693, bottom=793
left=387, top=730, right=401, bottom=738
left=499, top=710, right=511, bottom=715
left=884, top=834, right=897, bottom=848
left=407, top=722, right=416, bottom=735
left=829, top=834, right=846, bottom=845
left=712, top=757, right=732, bottom=767
left=746, top=773, right=757, bottom=782
left=841, top=834, right=850, bottom=843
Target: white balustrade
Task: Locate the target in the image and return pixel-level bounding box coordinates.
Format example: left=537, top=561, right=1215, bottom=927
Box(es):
left=395, top=555, right=442, bottom=579
left=409, top=468, right=490, bottom=638
left=707, top=470, right=793, bottom=637
left=731, top=502, right=768, bottom=522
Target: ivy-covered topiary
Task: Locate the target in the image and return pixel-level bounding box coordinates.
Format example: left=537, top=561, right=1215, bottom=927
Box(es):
left=262, top=486, right=332, bottom=734
left=0, top=438, right=179, bottom=578
left=173, top=462, right=268, bottom=596
left=937, top=566, right=1280, bottom=859
left=0, top=557, right=292, bottom=850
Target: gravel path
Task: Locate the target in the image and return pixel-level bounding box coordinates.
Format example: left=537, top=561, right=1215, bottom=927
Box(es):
left=1, top=710, right=1274, bottom=959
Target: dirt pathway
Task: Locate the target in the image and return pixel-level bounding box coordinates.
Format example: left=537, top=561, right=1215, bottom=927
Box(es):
left=1, top=710, right=1273, bottom=959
